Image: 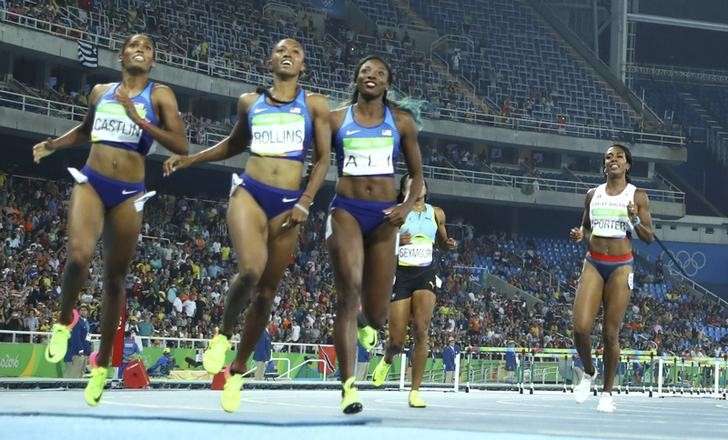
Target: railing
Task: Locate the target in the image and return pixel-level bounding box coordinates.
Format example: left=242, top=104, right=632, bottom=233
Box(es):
left=655, top=172, right=683, bottom=193
left=0, top=10, right=349, bottom=103
left=463, top=347, right=728, bottom=396
left=0, top=9, right=686, bottom=146
left=393, top=161, right=685, bottom=204
left=277, top=358, right=328, bottom=381
left=270, top=357, right=292, bottom=380
left=0, top=89, right=85, bottom=121
left=628, top=63, right=728, bottom=85
left=0, top=330, right=331, bottom=354
left=669, top=270, right=728, bottom=309
left=429, top=107, right=685, bottom=147
left=0, top=89, right=686, bottom=204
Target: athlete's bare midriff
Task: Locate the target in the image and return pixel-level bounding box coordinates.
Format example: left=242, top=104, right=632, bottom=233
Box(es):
left=244, top=155, right=304, bottom=190
left=86, top=143, right=146, bottom=182
left=588, top=235, right=632, bottom=256
left=336, top=175, right=397, bottom=201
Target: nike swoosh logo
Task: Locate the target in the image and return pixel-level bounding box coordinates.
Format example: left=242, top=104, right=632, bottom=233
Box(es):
left=346, top=130, right=361, bottom=136
left=369, top=335, right=376, bottom=346
left=122, top=190, right=139, bottom=195
left=282, top=197, right=298, bottom=203
left=253, top=108, right=266, bottom=113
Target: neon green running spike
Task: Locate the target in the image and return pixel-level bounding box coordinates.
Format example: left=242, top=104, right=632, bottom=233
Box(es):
left=44, top=323, right=71, bottom=363
left=84, top=366, right=108, bottom=406
left=357, top=326, right=378, bottom=351
left=221, top=371, right=244, bottom=413
left=372, top=357, right=391, bottom=387
left=203, top=334, right=231, bottom=374
left=408, top=390, right=426, bottom=408
left=341, top=376, right=363, bottom=414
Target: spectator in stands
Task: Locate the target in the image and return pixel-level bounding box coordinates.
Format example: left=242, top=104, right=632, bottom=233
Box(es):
left=443, top=336, right=458, bottom=383
left=63, top=305, right=91, bottom=378
left=253, top=325, right=272, bottom=380
left=120, top=330, right=141, bottom=378
left=355, top=341, right=370, bottom=381
left=451, top=49, right=461, bottom=73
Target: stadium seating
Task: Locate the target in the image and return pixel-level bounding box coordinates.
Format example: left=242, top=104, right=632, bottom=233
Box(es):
left=404, top=0, right=639, bottom=129
left=4, top=0, right=660, bottom=136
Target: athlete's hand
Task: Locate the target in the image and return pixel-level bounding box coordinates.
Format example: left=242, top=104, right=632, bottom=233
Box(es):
left=627, top=201, right=639, bottom=223
left=444, top=237, right=458, bottom=250
left=383, top=203, right=410, bottom=227
left=281, top=205, right=309, bottom=230
left=163, top=155, right=192, bottom=176
left=115, top=85, right=144, bottom=125
left=569, top=227, right=583, bottom=242
left=281, top=195, right=312, bottom=230
left=32, top=138, right=56, bottom=163
left=399, top=231, right=412, bottom=245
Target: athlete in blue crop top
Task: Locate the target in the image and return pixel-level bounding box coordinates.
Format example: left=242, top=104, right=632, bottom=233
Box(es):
left=163, top=38, right=331, bottom=413
left=33, top=33, right=188, bottom=407
left=371, top=174, right=457, bottom=408
left=326, top=56, right=425, bottom=414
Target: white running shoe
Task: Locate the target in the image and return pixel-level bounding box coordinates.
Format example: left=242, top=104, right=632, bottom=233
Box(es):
left=573, top=370, right=597, bottom=403
left=597, top=393, right=616, bottom=413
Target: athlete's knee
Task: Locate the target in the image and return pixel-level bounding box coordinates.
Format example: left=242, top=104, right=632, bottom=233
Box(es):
left=237, top=265, right=264, bottom=288
left=412, top=321, right=430, bottom=344
left=339, top=274, right=362, bottom=297
left=102, top=272, right=126, bottom=295
left=250, top=288, right=276, bottom=313
left=388, top=344, right=404, bottom=356
left=573, top=320, right=593, bottom=338
left=388, top=331, right=405, bottom=350
left=65, top=242, right=94, bottom=273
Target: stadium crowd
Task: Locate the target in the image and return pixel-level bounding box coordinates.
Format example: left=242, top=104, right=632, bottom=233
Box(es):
left=1, top=172, right=726, bottom=359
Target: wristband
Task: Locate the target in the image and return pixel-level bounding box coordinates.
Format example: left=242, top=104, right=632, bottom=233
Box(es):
left=294, top=203, right=309, bottom=215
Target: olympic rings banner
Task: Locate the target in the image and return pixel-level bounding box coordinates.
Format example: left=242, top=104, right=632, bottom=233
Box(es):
left=634, top=241, right=728, bottom=286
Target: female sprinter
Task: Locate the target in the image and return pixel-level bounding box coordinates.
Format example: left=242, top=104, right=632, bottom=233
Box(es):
left=371, top=174, right=457, bottom=407
left=569, top=143, right=653, bottom=412
left=327, top=55, right=425, bottom=414
left=34, top=33, right=188, bottom=406
left=163, top=38, right=331, bottom=413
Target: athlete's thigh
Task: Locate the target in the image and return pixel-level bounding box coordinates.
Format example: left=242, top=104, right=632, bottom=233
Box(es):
left=326, top=208, right=365, bottom=289
left=66, top=183, right=105, bottom=257
left=102, top=197, right=143, bottom=272
left=572, top=260, right=605, bottom=332
left=361, top=222, right=398, bottom=315
left=227, top=187, right=269, bottom=273
left=602, top=265, right=633, bottom=329
left=259, top=210, right=301, bottom=289
left=387, top=297, right=411, bottom=345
